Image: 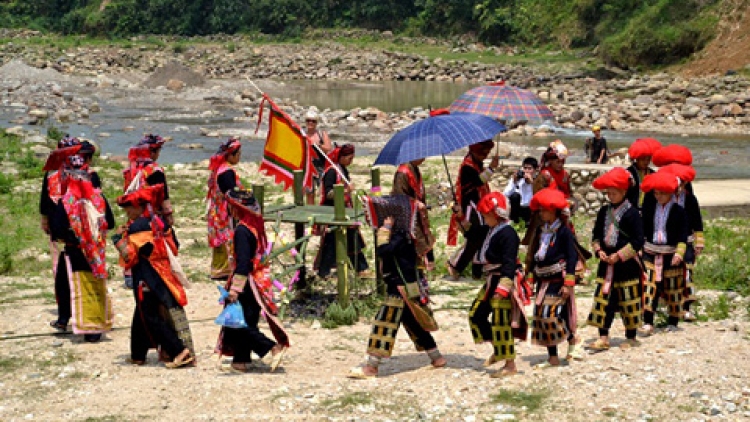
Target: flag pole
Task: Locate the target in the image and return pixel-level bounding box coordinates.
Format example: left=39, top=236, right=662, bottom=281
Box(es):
left=247, top=77, right=351, bottom=186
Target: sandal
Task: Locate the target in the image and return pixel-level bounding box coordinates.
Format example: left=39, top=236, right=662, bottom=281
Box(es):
left=566, top=343, right=585, bottom=360
left=49, top=320, right=68, bottom=332
left=490, top=367, right=518, bottom=378
left=683, top=311, right=697, bottom=322
left=586, top=339, right=610, bottom=351
left=126, top=358, right=146, bottom=366
left=270, top=346, right=287, bottom=373
left=534, top=360, right=564, bottom=370
left=619, top=339, right=641, bottom=350
left=223, top=363, right=252, bottom=373
left=165, top=351, right=194, bottom=369
left=483, top=355, right=498, bottom=368
left=347, top=366, right=377, bottom=380
left=431, top=356, right=447, bottom=368
left=447, top=264, right=460, bottom=281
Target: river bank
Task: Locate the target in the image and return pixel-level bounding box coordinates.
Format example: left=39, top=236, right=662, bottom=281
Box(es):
left=3, top=33, right=750, bottom=139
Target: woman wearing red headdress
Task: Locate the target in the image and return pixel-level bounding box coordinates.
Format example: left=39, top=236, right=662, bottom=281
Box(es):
left=49, top=155, right=115, bottom=342
left=468, top=192, right=529, bottom=378
left=625, top=138, right=661, bottom=210
left=447, top=139, right=499, bottom=280
left=586, top=167, right=645, bottom=351
left=207, top=138, right=243, bottom=281
left=640, top=170, right=689, bottom=335
left=123, top=134, right=173, bottom=224
left=113, top=184, right=194, bottom=368
left=314, top=143, right=369, bottom=278
left=216, top=188, right=289, bottom=373
left=660, top=163, right=704, bottom=322
left=526, top=187, right=583, bottom=366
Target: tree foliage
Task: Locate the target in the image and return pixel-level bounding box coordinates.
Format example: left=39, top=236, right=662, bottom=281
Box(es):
left=0, top=0, right=725, bottom=68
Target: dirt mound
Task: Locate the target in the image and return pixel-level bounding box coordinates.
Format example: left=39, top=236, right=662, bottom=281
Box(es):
left=0, top=59, right=64, bottom=81
left=142, top=61, right=205, bottom=88
left=681, top=0, right=750, bottom=77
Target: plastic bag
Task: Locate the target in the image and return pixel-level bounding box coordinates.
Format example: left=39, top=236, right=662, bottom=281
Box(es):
left=214, top=286, right=248, bottom=328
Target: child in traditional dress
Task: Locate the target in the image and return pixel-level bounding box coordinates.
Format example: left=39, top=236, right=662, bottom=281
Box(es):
left=527, top=187, right=583, bottom=367
left=468, top=192, right=529, bottom=377
left=640, top=171, right=689, bottom=334
left=586, top=168, right=645, bottom=350
left=625, top=138, right=661, bottom=211
left=113, top=184, right=195, bottom=368
left=660, top=163, right=704, bottom=322
left=348, top=194, right=445, bottom=379
left=215, top=188, right=289, bottom=373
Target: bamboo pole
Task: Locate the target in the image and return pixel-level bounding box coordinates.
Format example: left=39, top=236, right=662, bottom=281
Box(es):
left=333, top=184, right=349, bottom=307
left=292, top=170, right=308, bottom=292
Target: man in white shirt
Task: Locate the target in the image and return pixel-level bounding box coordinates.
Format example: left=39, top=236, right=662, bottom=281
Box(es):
left=503, top=156, right=538, bottom=225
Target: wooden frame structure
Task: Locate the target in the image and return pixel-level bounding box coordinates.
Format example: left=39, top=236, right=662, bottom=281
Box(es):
left=255, top=169, right=382, bottom=307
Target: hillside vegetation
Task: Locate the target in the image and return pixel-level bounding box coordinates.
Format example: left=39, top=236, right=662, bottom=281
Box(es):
left=0, top=0, right=744, bottom=70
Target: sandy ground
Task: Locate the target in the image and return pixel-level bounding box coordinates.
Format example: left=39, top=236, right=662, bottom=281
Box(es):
left=1, top=271, right=749, bottom=422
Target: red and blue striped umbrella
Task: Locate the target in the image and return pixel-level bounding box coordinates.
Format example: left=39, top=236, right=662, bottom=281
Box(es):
left=450, top=84, right=555, bottom=124
left=374, top=112, right=506, bottom=166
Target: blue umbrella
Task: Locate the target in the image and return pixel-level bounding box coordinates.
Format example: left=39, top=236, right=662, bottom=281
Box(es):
left=374, top=112, right=506, bottom=166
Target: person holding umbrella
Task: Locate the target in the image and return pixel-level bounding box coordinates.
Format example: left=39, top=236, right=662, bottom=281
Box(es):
left=447, top=139, right=500, bottom=280
left=392, top=157, right=436, bottom=271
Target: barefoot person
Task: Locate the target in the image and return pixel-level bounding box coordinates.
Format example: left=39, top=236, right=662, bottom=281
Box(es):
left=49, top=155, right=115, bottom=342
left=526, top=187, right=583, bottom=366
left=447, top=139, right=499, bottom=280
left=660, top=163, right=704, bottom=322
left=349, top=194, right=445, bottom=379
left=640, top=171, right=689, bottom=335
left=206, top=138, right=243, bottom=281
left=468, top=192, right=529, bottom=377
left=215, top=188, right=289, bottom=373
left=586, top=168, right=645, bottom=351
left=113, top=184, right=195, bottom=368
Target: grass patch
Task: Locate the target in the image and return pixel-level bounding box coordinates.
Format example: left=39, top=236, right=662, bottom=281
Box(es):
left=693, top=219, right=750, bottom=295
left=319, top=391, right=373, bottom=410
left=490, top=388, right=549, bottom=414
left=700, top=294, right=732, bottom=321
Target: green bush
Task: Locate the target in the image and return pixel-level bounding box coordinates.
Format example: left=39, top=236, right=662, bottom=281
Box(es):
left=322, top=302, right=358, bottom=328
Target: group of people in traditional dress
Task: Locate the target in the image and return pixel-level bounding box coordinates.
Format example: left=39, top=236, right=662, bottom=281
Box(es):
left=348, top=131, right=703, bottom=378
left=39, top=115, right=703, bottom=377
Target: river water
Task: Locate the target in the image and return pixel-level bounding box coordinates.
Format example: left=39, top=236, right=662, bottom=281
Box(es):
left=7, top=79, right=749, bottom=179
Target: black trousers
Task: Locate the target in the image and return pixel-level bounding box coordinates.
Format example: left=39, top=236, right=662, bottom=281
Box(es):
left=131, top=289, right=185, bottom=361
left=643, top=282, right=679, bottom=327
left=452, top=224, right=489, bottom=279
left=597, top=287, right=638, bottom=339
left=223, top=286, right=276, bottom=364
left=317, top=228, right=368, bottom=277
left=54, top=252, right=71, bottom=325
left=508, top=193, right=531, bottom=225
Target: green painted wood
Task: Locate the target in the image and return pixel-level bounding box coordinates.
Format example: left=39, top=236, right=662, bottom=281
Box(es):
left=334, top=184, right=349, bottom=307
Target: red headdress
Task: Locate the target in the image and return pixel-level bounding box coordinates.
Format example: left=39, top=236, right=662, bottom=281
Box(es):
left=659, top=163, right=696, bottom=183
left=117, top=184, right=165, bottom=208
left=43, top=144, right=82, bottom=171
left=652, top=144, right=693, bottom=167
left=641, top=171, right=679, bottom=193
left=477, top=192, right=510, bottom=220
left=628, top=138, right=661, bottom=159
left=592, top=167, right=632, bottom=191
left=469, top=139, right=494, bottom=153
left=209, top=138, right=242, bottom=172
left=530, top=187, right=568, bottom=212
left=226, top=188, right=267, bottom=254
left=138, top=134, right=165, bottom=150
